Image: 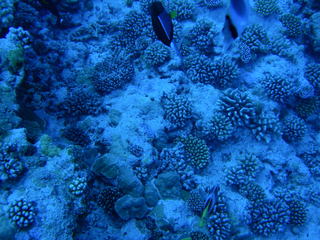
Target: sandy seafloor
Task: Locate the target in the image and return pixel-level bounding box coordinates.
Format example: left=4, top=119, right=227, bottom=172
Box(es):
left=0, top=0, right=320, bottom=239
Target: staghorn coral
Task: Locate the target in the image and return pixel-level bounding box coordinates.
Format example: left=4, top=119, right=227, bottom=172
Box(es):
left=298, top=148, right=320, bottom=179
left=218, top=88, right=257, bottom=127
left=280, top=14, right=302, bottom=38
left=8, top=199, right=36, bottom=229
left=254, top=0, right=280, bottom=16
left=161, top=92, right=193, bottom=128
left=179, top=135, right=210, bottom=170
left=144, top=41, right=171, bottom=67
left=260, top=73, right=294, bottom=103
left=91, top=53, right=134, bottom=95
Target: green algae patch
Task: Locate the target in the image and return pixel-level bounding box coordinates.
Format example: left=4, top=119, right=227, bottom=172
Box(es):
left=40, top=134, right=61, bottom=157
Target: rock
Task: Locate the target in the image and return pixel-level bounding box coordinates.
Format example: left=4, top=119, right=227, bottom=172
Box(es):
left=117, top=167, right=144, bottom=197
left=0, top=215, right=16, bottom=240
left=154, top=171, right=182, bottom=199
left=144, top=181, right=160, bottom=207
left=114, top=195, right=148, bottom=220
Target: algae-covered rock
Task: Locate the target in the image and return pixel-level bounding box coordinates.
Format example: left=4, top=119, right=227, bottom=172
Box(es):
left=144, top=181, right=160, bottom=207
left=155, top=171, right=182, bottom=199
left=114, top=194, right=148, bottom=220
left=39, top=134, right=61, bottom=157
left=0, top=214, right=16, bottom=240
left=91, top=155, right=121, bottom=179
left=118, top=167, right=144, bottom=197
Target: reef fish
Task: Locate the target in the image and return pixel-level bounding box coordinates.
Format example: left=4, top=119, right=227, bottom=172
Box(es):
left=38, top=0, right=63, bottom=25
left=150, top=1, right=174, bottom=47
left=223, top=0, right=250, bottom=48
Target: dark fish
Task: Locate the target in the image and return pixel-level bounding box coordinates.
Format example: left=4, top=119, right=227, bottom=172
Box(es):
left=38, top=0, right=63, bottom=25
left=150, top=1, right=174, bottom=47
left=225, top=14, right=238, bottom=39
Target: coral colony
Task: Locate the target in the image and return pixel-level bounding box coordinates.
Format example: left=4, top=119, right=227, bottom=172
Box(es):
left=0, top=0, right=320, bottom=239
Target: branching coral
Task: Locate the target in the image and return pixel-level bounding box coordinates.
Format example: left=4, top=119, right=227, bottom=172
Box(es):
left=260, top=73, right=294, bottom=103
left=8, top=199, right=36, bottom=229
left=218, top=88, right=257, bottom=127
left=254, top=0, right=280, bottom=16
left=144, top=41, right=171, bottom=67
left=62, top=126, right=91, bottom=147
left=249, top=200, right=290, bottom=236
left=97, top=186, right=123, bottom=214
left=202, top=113, right=234, bottom=141
left=305, top=63, right=320, bottom=93
left=179, top=135, right=210, bottom=170
left=187, top=189, right=206, bottom=215
left=207, top=190, right=231, bottom=240
left=91, top=53, right=134, bottom=95
left=240, top=24, right=270, bottom=53
left=170, top=0, right=195, bottom=20
left=58, top=88, right=102, bottom=118
left=280, top=14, right=302, bottom=38
left=211, top=57, right=239, bottom=89
left=0, top=144, right=24, bottom=179
left=248, top=111, right=282, bottom=142
left=187, top=19, right=218, bottom=55
left=282, top=115, right=307, bottom=142
left=184, top=54, right=215, bottom=84
left=161, top=92, right=193, bottom=128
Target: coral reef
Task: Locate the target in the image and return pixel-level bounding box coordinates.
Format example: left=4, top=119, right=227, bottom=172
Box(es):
left=170, top=0, right=195, bottom=20
left=254, top=0, right=280, bottom=16
left=144, top=41, right=171, bottom=67
left=260, top=73, right=294, bottom=103
left=178, top=135, right=210, bottom=170
left=69, top=176, right=87, bottom=196
left=249, top=200, right=290, bottom=236
left=305, top=63, right=320, bottom=93
left=280, top=14, right=302, bottom=38
left=218, top=88, right=257, bottom=127
left=91, top=53, right=134, bottom=95
left=161, top=92, right=193, bottom=128
left=282, top=115, right=307, bottom=142
left=8, top=199, right=36, bottom=229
